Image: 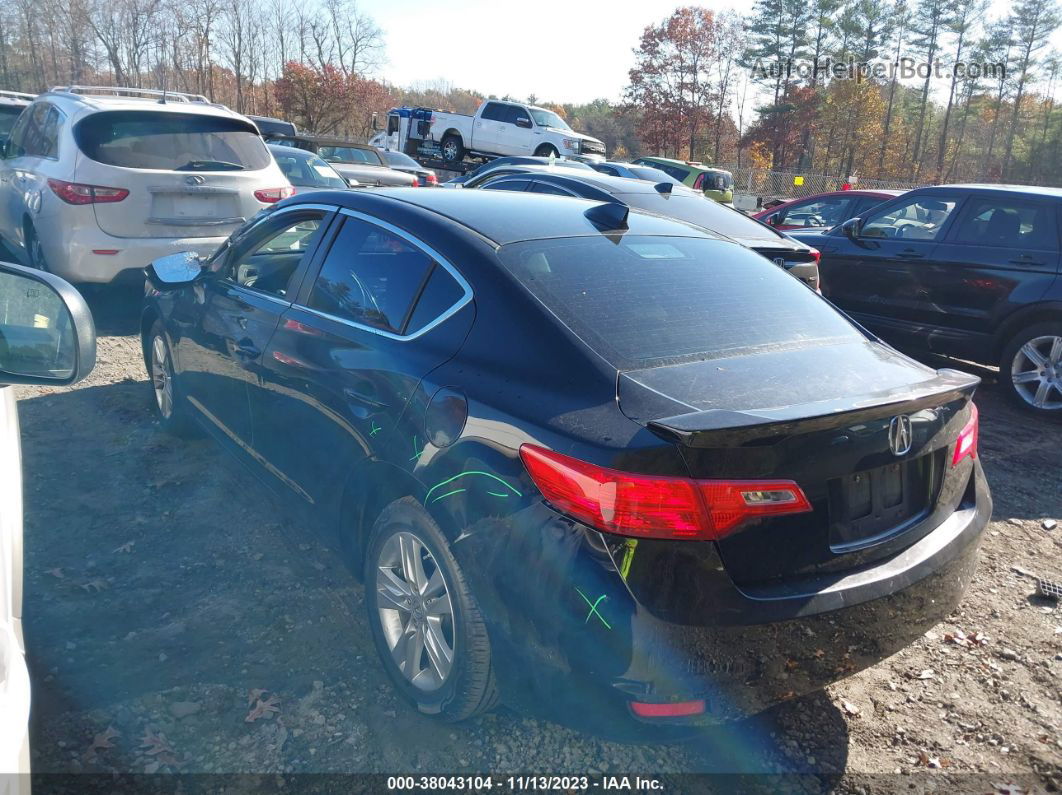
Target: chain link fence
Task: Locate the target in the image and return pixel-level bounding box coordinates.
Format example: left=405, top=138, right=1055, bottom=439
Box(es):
left=718, top=164, right=926, bottom=210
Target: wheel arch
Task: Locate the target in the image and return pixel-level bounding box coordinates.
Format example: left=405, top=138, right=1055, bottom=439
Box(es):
left=992, top=302, right=1062, bottom=359
left=440, top=128, right=464, bottom=144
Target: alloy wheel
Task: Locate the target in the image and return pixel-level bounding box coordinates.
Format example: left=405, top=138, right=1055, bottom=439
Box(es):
left=443, top=141, right=458, bottom=161
left=1011, top=334, right=1062, bottom=410
left=375, top=531, right=455, bottom=692
left=151, top=336, right=174, bottom=419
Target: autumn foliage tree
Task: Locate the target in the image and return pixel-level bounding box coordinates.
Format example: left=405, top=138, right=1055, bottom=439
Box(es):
left=273, top=60, right=392, bottom=136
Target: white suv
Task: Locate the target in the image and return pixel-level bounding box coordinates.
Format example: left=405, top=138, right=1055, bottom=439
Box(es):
left=0, top=86, right=293, bottom=285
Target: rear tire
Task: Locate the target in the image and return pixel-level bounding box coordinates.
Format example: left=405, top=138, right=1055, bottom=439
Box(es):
left=999, top=321, right=1062, bottom=416
left=440, top=135, right=465, bottom=164
left=364, top=497, right=498, bottom=721
left=147, top=320, right=198, bottom=437
left=24, top=223, right=49, bottom=272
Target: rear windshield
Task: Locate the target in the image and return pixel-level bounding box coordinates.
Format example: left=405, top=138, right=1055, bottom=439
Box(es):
left=383, top=151, right=421, bottom=169
left=272, top=150, right=346, bottom=189
left=318, top=146, right=383, bottom=166
left=618, top=194, right=786, bottom=245
left=496, top=235, right=861, bottom=367
left=75, top=111, right=270, bottom=171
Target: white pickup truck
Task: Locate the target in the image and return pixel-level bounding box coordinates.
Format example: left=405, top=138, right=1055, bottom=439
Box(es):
left=372, top=101, right=606, bottom=165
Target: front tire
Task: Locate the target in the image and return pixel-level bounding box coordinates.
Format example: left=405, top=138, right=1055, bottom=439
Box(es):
left=365, top=497, right=497, bottom=721
left=534, top=144, right=560, bottom=159
left=440, top=135, right=465, bottom=164
left=147, top=320, right=197, bottom=436
left=999, top=321, right=1062, bottom=415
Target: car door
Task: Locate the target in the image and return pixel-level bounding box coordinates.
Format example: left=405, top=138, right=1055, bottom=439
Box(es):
left=925, top=194, right=1061, bottom=358
left=174, top=205, right=333, bottom=452
left=474, top=102, right=507, bottom=153
left=0, top=104, right=61, bottom=249
left=499, top=105, right=534, bottom=155
left=816, top=192, right=964, bottom=345
left=251, top=210, right=474, bottom=507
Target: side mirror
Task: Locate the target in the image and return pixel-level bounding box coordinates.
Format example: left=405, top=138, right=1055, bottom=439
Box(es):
left=515, top=117, right=532, bottom=129
left=0, top=261, right=96, bottom=386
left=145, top=251, right=206, bottom=290
left=841, top=217, right=863, bottom=239
left=766, top=213, right=781, bottom=227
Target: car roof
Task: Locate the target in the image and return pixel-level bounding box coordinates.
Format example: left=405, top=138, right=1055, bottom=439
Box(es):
left=777, top=189, right=905, bottom=202
left=923, top=183, right=1062, bottom=198
left=290, top=188, right=718, bottom=246
left=268, top=144, right=316, bottom=159
left=636, top=156, right=728, bottom=173
left=36, top=87, right=251, bottom=124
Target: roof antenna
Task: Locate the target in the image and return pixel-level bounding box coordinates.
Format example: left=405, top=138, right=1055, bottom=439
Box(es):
left=584, top=201, right=629, bottom=230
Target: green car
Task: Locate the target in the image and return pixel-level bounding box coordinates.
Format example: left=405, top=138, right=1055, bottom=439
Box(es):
left=632, top=157, right=734, bottom=204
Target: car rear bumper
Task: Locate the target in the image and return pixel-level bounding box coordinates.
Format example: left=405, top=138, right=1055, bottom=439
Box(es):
left=459, top=461, right=989, bottom=732
left=38, top=225, right=228, bottom=284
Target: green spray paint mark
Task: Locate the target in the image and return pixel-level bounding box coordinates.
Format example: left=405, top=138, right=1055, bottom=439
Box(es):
left=369, top=421, right=381, bottom=437
left=430, top=488, right=466, bottom=504
left=409, top=435, right=422, bottom=462
left=619, top=538, right=638, bottom=581
left=486, top=491, right=510, bottom=498
left=575, top=587, right=612, bottom=630
left=425, top=471, right=522, bottom=502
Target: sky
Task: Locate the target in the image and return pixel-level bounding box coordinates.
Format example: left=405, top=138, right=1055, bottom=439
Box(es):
left=359, top=0, right=1062, bottom=109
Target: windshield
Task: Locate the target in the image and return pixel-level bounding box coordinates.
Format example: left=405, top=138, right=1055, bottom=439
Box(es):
left=318, top=145, right=384, bottom=166
left=272, top=150, right=347, bottom=188
left=74, top=111, right=270, bottom=170
left=497, top=235, right=859, bottom=367
left=529, top=108, right=571, bottom=130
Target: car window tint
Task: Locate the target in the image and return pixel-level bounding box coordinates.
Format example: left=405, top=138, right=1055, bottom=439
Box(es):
left=480, top=102, right=505, bottom=122
left=20, top=103, right=63, bottom=159
left=780, top=197, right=853, bottom=228
left=663, top=164, right=691, bottom=182
left=406, top=265, right=466, bottom=334
left=481, top=177, right=532, bottom=192
left=4, top=109, right=29, bottom=156
left=225, top=211, right=326, bottom=297
left=852, top=196, right=889, bottom=216
left=862, top=196, right=959, bottom=241
left=619, top=194, right=781, bottom=243
left=951, top=199, right=1059, bottom=250
left=76, top=111, right=269, bottom=171
left=0, top=105, right=24, bottom=139
left=497, top=235, right=862, bottom=367
left=317, top=146, right=382, bottom=166
left=596, top=166, right=619, bottom=176
left=529, top=181, right=574, bottom=196
left=308, top=217, right=434, bottom=333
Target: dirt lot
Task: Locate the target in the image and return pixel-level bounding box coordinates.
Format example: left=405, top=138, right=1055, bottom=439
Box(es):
left=14, top=289, right=1062, bottom=793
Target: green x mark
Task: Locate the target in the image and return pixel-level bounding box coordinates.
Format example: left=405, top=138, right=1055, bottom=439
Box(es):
left=369, top=421, right=381, bottom=437
left=575, top=587, right=612, bottom=630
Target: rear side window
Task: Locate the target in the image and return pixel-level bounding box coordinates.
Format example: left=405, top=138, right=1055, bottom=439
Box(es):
left=950, top=198, right=1059, bottom=250
left=529, top=181, right=574, bottom=196
left=481, top=177, right=531, bottom=192
left=11, top=103, right=64, bottom=159
left=496, top=235, right=861, bottom=366
left=308, top=217, right=434, bottom=333
left=406, top=265, right=466, bottom=334
left=480, top=103, right=506, bottom=121
left=74, top=111, right=270, bottom=171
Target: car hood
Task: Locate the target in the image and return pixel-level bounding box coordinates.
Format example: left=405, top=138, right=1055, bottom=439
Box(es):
left=544, top=127, right=603, bottom=145
left=330, top=163, right=415, bottom=187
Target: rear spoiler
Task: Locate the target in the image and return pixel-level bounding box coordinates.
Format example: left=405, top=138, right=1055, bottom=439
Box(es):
left=647, top=368, right=980, bottom=448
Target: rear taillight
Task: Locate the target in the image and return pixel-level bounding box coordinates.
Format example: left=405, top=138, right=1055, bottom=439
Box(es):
left=631, top=700, right=706, bottom=718
left=48, top=179, right=128, bottom=205
left=424, top=173, right=438, bottom=186
left=519, top=444, right=812, bottom=541
left=254, top=186, right=295, bottom=203
left=951, top=402, right=979, bottom=467
left=809, top=247, right=821, bottom=265
left=692, top=174, right=706, bottom=191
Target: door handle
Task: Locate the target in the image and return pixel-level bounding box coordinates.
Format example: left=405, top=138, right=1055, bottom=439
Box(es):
left=343, top=386, right=389, bottom=409
left=236, top=315, right=248, bottom=330
left=896, top=249, right=923, bottom=259
left=234, top=340, right=261, bottom=359
left=1009, top=255, right=1043, bottom=265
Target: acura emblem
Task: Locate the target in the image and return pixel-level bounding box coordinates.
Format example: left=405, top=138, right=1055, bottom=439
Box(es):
left=773, top=257, right=786, bottom=268
left=888, top=415, right=913, bottom=456
left=185, top=175, right=205, bottom=185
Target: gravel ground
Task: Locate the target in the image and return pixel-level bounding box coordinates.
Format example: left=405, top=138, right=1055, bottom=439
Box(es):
left=14, top=288, right=1062, bottom=793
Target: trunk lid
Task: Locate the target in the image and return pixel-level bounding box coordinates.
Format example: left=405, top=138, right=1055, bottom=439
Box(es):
left=618, top=340, right=979, bottom=583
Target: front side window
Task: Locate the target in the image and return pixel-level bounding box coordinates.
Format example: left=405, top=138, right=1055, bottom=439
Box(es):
left=307, top=217, right=435, bottom=333
left=223, top=210, right=327, bottom=297
left=950, top=198, right=1059, bottom=250
left=18, top=103, right=63, bottom=159
left=861, top=195, right=959, bottom=241
left=480, top=177, right=532, bottom=192
left=75, top=111, right=270, bottom=171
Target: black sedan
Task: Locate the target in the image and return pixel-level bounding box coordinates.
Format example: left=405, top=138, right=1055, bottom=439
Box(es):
left=789, top=184, right=1062, bottom=417
left=463, top=165, right=823, bottom=290
left=141, top=188, right=989, bottom=730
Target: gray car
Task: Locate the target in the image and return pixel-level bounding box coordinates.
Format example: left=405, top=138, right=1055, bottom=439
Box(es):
left=590, top=160, right=684, bottom=185
left=312, top=141, right=416, bottom=187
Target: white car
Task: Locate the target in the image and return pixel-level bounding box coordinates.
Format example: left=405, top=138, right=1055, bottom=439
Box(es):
left=373, top=102, right=606, bottom=166
left=0, top=86, right=293, bottom=285
left=0, top=259, right=95, bottom=783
